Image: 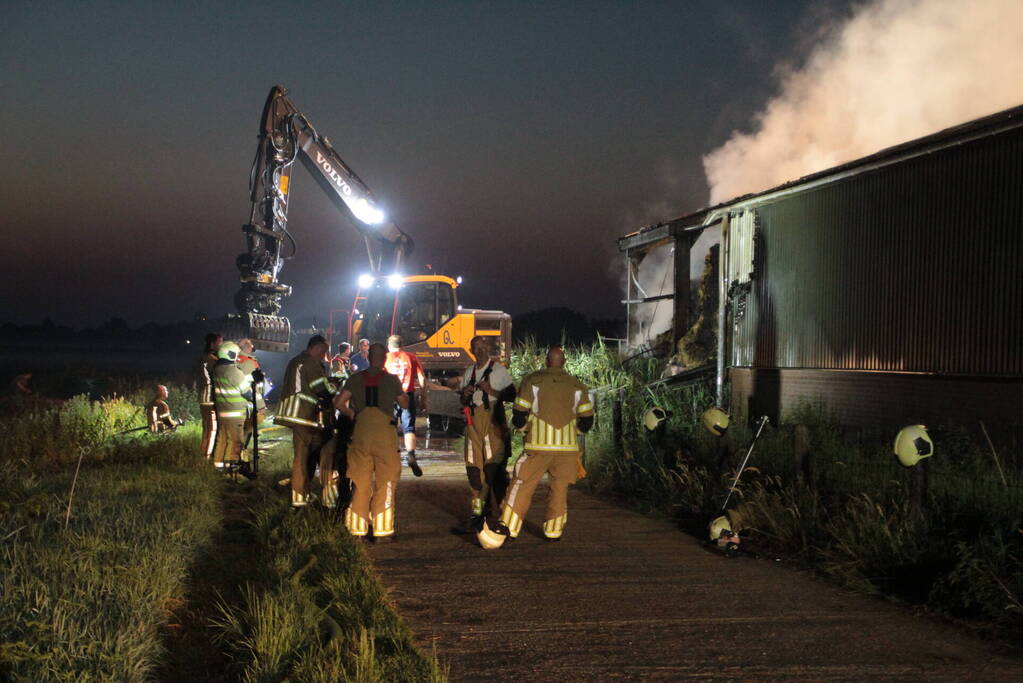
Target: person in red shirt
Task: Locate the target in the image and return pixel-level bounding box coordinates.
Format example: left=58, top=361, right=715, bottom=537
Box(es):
left=386, top=334, right=426, bottom=476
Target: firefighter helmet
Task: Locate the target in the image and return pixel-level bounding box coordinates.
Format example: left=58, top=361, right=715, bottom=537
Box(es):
left=708, top=515, right=732, bottom=541
left=477, top=519, right=509, bottom=550
left=702, top=407, right=729, bottom=436
left=643, top=407, right=669, bottom=431
left=217, top=341, right=241, bottom=363
left=894, top=424, right=933, bottom=467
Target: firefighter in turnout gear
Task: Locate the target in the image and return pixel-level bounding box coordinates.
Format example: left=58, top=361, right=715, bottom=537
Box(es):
left=236, top=338, right=267, bottom=459
left=196, top=333, right=222, bottom=458
left=459, top=335, right=515, bottom=524
left=147, top=385, right=177, bottom=433
left=277, top=335, right=340, bottom=508
left=211, top=341, right=256, bottom=478
left=500, top=347, right=594, bottom=541
left=335, top=343, right=408, bottom=541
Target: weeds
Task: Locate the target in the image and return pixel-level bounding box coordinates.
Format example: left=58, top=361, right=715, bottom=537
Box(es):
left=0, top=425, right=218, bottom=681
left=1, top=390, right=444, bottom=681
left=211, top=447, right=445, bottom=682
left=508, top=342, right=1023, bottom=640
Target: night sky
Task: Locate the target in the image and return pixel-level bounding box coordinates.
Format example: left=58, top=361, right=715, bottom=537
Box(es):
left=3, top=1, right=853, bottom=328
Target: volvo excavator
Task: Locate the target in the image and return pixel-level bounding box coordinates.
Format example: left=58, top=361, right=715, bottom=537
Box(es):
left=223, top=85, right=510, bottom=419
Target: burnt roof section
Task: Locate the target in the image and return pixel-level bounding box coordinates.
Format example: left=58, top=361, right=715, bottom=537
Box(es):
left=618, top=103, right=1023, bottom=252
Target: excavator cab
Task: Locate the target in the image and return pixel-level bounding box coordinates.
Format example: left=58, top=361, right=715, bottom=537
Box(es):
left=350, top=275, right=459, bottom=345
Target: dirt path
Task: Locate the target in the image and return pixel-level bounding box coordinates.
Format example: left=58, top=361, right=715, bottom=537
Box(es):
left=368, top=439, right=1022, bottom=681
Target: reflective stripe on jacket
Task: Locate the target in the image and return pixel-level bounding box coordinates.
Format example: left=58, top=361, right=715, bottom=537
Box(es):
left=195, top=353, right=217, bottom=406
left=515, top=367, right=594, bottom=452
left=212, top=362, right=252, bottom=420
left=276, top=351, right=337, bottom=428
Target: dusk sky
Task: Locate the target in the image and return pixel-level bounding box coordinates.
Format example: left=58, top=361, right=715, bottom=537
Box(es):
left=3, top=0, right=853, bottom=327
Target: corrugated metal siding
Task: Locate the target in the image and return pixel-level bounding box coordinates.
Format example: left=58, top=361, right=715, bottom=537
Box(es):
left=730, top=125, right=1023, bottom=375
left=730, top=368, right=1023, bottom=434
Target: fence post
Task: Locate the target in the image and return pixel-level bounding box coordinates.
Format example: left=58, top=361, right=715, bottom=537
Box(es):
left=793, top=424, right=811, bottom=482
left=910, top=458, right=929, bottom=516
left=612, top=396, right=623, bottom=449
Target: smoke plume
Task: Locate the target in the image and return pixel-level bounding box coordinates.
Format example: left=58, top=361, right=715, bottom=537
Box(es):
left=704, top=0, right=1023, bottom=204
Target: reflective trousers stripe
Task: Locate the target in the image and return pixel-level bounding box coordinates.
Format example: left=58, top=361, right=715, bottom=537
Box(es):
left=500, top=507, right=523, bottom=538
left=544, top=513, right=567, bottom=538
left=345, top=508, right=370, bottom=536
left=374, top=507, right=395, bottom=536
left=276, top=415, right=321, bottom=428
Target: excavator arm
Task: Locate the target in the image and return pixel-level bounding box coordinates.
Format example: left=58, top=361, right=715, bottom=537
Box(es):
left=233, top=85, right=413, bottom=350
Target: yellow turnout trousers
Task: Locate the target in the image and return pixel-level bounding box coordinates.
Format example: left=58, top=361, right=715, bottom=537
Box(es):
left=290, top=425, right=338, bottom=508
left=212, top=418, right=245, bottom=468
left=345, top=408, right=401, bottom=537
left=464, top=406, right=505, bottom=515
left=500, top=449, right=578, bottom=539
left=200, top=404, right=217, bottom=458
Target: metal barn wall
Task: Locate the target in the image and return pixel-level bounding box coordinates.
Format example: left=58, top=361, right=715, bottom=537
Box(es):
left=729, top=125, right=1023, bottom=376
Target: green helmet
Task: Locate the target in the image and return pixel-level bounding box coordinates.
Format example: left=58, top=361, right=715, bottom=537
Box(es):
left=643, top=407, right=668, bottom=431
left=708, top=515, right=732, bottom=541
left=702, top=407, right=729, bottom=437
left=894, top=424, right=933, bottom=467
left=217, top=341, right=241, bottom=363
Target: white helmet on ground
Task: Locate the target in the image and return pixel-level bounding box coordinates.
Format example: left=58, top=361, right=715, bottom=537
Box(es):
left=477, top=519, right=509, bottom=550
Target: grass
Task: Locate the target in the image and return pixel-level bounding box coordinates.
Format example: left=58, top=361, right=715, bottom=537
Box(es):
left=508, top=340, right=1023, bottom=641
left=207, top=444, right=446, bottom=683
left=0, top=426, right=218, bottom=681
left=0, top=388, right=445, bottom=681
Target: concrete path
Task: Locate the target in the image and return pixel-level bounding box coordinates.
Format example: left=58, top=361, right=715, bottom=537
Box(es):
left=367, top=442, right=1022, bottom=681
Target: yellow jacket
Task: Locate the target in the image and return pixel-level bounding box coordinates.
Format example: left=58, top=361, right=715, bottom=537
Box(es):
left=514, top=368, right=594, bottom=452
left=276, top=351, right=337, bottom=428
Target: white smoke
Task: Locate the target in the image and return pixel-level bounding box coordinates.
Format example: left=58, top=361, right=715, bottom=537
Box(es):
left=704, top=0, right=1023, bottom=204
left=628, top=242, right=674, bottom=348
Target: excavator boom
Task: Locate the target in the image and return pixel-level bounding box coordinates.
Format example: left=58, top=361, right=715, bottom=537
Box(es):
left=232, top=85, right=412, bottom=350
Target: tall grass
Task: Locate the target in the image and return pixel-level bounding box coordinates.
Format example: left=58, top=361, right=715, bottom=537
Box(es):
left=0, top=421, right=218, bottom=681
left=1, top=388, right=444, bottom=681
left=211, top=448, right=446, bottom=682
left=509, top=341, right=1023, bottom=639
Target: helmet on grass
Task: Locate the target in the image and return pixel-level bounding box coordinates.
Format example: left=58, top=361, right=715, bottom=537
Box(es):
left=643, top=407, right=669, bottom=431
left=702, top=408, right=730, bottom=436
left=894, top=424, right=933, bottom=467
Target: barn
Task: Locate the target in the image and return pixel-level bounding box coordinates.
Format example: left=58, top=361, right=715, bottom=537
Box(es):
left=618, top=105, right=1023, bottom=433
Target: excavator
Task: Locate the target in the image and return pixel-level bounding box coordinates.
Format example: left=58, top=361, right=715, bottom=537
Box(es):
left=224, top=85, right=510, bottom=419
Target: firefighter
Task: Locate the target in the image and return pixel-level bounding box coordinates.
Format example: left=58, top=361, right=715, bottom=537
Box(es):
left=385, top=334, right=426, bottom=476
left=196, top=332, right=222, bottom=458
left=459, top=335, right=515, bottom=525
left=276, top=335, right=340, bottom=508
left=147, top=384, right=177, bottom=433
left=331, top=341, right=352, bottom=378
left=236, top=338, right=267, bottom=458
left=335, top=342, right=408, bottom=541
left=500, top=347, right=594, bottom=541
left=211, top=341, right=256, bottom=479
